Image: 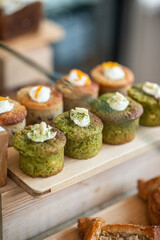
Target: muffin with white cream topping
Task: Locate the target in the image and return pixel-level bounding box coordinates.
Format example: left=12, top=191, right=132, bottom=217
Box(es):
left=13, top=122, right=66, bottom=177
left=90, top=92, right=143, bottom=144
left=54, top=107, right=103, bottom=159
left=56, top=69, right=99, bottom=111
left=0, top=96, right=27, bottom=146
left=91, top=61, right=134, bottom=95
left=128, top=82, right=160, bottom=126
left=17, top=85, right=63, bottom=125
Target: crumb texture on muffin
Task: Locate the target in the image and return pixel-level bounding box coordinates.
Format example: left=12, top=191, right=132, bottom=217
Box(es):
left=13, top=126, right=66, bottom=177
left=128, top=84, right=160, bottom=126
left=55, top=111, right=103, bottom=159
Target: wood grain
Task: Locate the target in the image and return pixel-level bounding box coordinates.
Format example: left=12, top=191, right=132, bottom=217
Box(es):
left=0, top=130, right=8, bottom=187
left=46, top=195, right=148, bottom=240
left=1, top=147, right=160, bottom=240
left=7, top=126, right=160, bottom=197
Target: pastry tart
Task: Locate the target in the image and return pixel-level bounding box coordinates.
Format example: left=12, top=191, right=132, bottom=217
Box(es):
left=56, top=69, right=99, bottom=111
left=17, top=85, right=63, bottom=125
left=91, top=62, right=134, bottom=95
left=90, top=92, right=143, bottom=144
left=54, top=107, right=103, bottom=159
left=138, top=176, right=160, bottom=225
left=128, top=82, right=160, bottom=126
left=13, top=122, right=66, bottom=177
left=0, top=97, right=27, bottom=146
left=78, top=217, right=160, bottom=240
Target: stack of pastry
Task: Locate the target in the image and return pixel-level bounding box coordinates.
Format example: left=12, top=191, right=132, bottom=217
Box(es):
left=78, top=217, right=160, bottom=240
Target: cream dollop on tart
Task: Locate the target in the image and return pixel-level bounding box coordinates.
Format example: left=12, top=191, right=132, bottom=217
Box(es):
left=70, top=107, right=90, bottom=127
left=27, top=122, right=57, bottom=143
left=0, top=96, right=14, bottom=114
left=56, top=69, right=99, bottom=111
left=0, top=96, right=27, bottom=146
left=29, top=86, right=51, bottom=103
left=142, top=82, right=160, bottom=98
left=106, top=92, right=129, bottom=111
left=102, top=62, right=125, bottom=80
left=17, top=85, right=63, bottom=125
left=91, top=61, right=134, bottom=95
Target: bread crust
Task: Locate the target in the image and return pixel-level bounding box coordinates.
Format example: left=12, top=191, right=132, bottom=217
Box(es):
left=0, top=99, right=27, bottom=126
left=78, top=217, right=160, bottom=240
left=91, top=64, right=134, bottom=88
left=17, top=86, right=62, bottom=110
left=56, top=76, right=99, bottom=99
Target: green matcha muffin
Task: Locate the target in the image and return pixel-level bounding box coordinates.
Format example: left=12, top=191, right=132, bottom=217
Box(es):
left=90, top=92, right=143, bottom=145
left=54, top=107, right=103, bottom=159
left=13, top=122, right=66, bottom=177
left=128, top=82, right=160, bottom=126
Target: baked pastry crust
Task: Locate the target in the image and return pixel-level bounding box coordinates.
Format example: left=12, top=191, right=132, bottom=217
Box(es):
left=0, top=99, right=27, bottom=126
left=138, top=176, right=160, bottom=225
left=138, top=177, right=160, bottom=201
left=78, top=217, right=160, bottom=240
left=91, top=64, right=134, bottom=88
left=56, top=76, right=99, bottom=99
left=17, top=86, right=62, bottom=110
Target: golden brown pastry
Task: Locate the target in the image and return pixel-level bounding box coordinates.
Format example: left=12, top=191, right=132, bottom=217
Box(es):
left=78, top=217, right=160, bottom=240
left=91, top=62, right=134, bottom=95
left=17, top=85, right=63, bottom=125
left=138, top=177, right=160, bottom=201
left=0, top=97, right=27, bottom=146
left=148, top=188, right=160, bottom=225
left=78, top=217, right=105, bottom=240
left=138, top=176, right=160, bottom=225
left=56, top=69, right=99, bottom=111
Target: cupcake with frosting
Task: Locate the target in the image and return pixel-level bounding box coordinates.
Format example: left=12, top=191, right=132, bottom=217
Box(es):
left=0, top=96, right=27, bottom=146
left=56, top=69, right=99, bottom=111
left=90, top=92, right=143, bottom=144
left=55, top=107, right=103, bottom=159
left=91, top=61, right=134, bottom=95
left=17, top=85, right=63, bottom=125
left=13, top=122, right=66, bottom=177
left=128, top=82, right=160, bottom=126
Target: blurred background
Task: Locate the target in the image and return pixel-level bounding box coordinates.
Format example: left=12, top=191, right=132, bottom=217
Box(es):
left=0, top=0, right=160, bottom=93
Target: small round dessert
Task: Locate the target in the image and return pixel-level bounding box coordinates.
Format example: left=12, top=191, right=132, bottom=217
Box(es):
left=56, top=69, right=99, bottom=111
left=54, top=107, right=103, bottom=159
left=0, top=97, right=27, bottom=146
left=13, top=122, right=66, bottom=177
left=91, top=61, right=134, bottom=95
left=90, top=92, right=143, bottom=145
left=128, top=82, right=160, bottom=126
left=17, top=85, right=63, bottom=125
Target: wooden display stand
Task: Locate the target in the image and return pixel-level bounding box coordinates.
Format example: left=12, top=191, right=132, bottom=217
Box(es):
left=0, top=19, right=65, bottom=92
left=0, top=127, right=160, bottom=239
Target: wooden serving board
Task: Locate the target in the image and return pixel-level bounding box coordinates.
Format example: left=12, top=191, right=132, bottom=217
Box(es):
left=7, top=126, right=160, bottom=197
left=45, top=195, right=148, bottom=240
